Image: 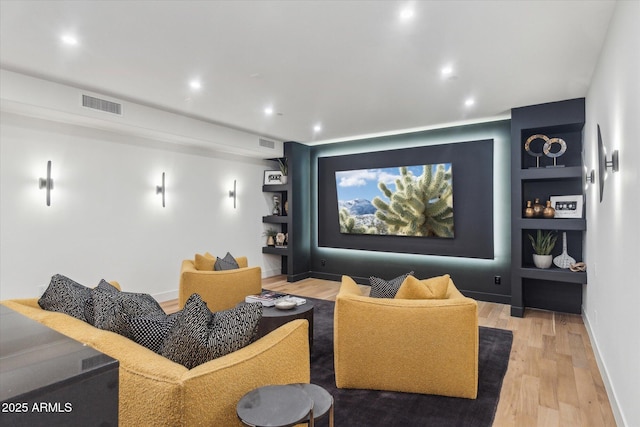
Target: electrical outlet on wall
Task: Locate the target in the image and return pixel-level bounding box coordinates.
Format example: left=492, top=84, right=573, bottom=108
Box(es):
left=494, top=275, right=501, bottom=285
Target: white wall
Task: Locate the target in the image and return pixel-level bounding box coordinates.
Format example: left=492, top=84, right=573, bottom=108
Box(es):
left=0, top=111, right=283, bottom=301
left=583, top=1, right=639, bottom=426
left=0, top=70, right=284, bottom=159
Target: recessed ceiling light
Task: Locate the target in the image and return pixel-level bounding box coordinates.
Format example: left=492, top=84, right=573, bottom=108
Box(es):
left=313, top=124, right=322, bottom=133
left=189, top=80, right=202, bottom=90
left=264, top=107, right=274, bottom=116
left=399, top=7, right=414, bottom=21
left=440, top=65, right=459, bottom=81
left=441, top=66, right=453, bottom=77
left=464, top=98, right=475, bottom=107
left=61, top=34, right=78, bottom=46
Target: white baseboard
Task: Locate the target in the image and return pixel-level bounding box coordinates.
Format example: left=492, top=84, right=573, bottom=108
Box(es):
left=582, top=310, right=626, bottom=426
left=262, top=268, right=282, bottom=278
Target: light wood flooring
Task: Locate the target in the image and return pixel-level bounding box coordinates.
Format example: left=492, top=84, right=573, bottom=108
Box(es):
left=160, top=276, right=616, bottom=427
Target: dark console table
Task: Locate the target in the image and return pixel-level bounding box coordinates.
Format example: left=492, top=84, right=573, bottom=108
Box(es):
left=0, top=305, right=119, bottom=426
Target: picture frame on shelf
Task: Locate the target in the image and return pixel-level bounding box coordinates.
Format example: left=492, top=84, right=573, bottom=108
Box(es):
left=550, top=195, right=583, bottom=218
left=263, top=170, right=285, bottom=185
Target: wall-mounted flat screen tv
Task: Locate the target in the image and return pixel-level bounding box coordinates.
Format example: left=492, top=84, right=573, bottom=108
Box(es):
left=335, top=163, right=454, bottom=238
left=318, top=138, right=494, bottom=259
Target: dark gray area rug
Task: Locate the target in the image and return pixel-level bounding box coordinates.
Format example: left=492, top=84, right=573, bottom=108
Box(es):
left=307, top=297, right=513, bottom=427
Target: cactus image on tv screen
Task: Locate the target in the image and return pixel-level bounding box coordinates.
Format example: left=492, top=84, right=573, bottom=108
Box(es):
left=335, top=163, right=454, bottom=238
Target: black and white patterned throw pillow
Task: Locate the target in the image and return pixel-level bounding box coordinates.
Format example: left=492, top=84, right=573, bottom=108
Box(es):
left=369, top=271, right=414, bottom=298
left=209, top=302, right=263, bottom=359
left=38, top=274, right=92, bottom=321
left=91, top=287, right=165, bottom=337
left=128, top=312, right=181, bottom=353
left=85, top=279, right=120, bottom=325
left=160, top=294, right=262, bottom=369
left=160, top=294, right=214, bottom=368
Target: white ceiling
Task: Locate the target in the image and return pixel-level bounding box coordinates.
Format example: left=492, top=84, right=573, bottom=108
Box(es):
left=0, top=0, right=616, bottom=144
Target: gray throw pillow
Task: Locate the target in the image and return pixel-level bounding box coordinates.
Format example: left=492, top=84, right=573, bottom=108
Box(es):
left=38, top=274, right=91, bottom=321
left=214, top=252, right=240, bottom=271
left=161, top=294, right=262, bottom=369
left=369, top=271, right=414, bottom=298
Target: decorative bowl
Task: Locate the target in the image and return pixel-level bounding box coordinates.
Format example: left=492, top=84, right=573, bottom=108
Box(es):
left=275, top=300, right=296, bottom=310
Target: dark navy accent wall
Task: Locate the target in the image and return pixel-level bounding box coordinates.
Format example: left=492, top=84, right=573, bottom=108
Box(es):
left=305, top=120, right=512, bottom=304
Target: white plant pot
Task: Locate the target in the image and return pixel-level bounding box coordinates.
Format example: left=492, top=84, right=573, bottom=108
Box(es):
left=533, top=254, right=553, bottom=269
left=280, top=176, right=287, bottom=184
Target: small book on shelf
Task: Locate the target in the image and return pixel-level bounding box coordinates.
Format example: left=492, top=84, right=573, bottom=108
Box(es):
left=245, top=290, right=289, bottom=307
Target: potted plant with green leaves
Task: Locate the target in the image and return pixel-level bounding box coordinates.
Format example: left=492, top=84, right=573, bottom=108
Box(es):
left=528, top=229, right=557, bottom=269
left=263, top=227, right=279, bottom=247
left=277, top=157, right=288, bottom=184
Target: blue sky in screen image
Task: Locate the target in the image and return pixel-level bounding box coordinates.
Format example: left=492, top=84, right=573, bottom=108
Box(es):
left=335, top=164, right=451, bottom=203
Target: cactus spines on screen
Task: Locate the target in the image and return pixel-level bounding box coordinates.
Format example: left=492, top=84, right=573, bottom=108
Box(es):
left=339, top=208, right=376, bottom=234
left=372, top=164, right=454, bottom=237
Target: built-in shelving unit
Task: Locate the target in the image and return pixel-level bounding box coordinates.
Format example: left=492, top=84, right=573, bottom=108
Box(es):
left=510, top=98, right=587, bottom=317
left=261, top=142, right=311, bottom=282
left=261, top=246, right=290, bottom=255
left=262, top=184, right=291, bottom=267
left=262, top=215, right=288, bottom=224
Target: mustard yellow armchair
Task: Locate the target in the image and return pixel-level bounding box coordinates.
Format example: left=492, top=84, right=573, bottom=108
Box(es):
left=334, top=275, right=479, bottom=399
left=179, top=255, right=262, bottom=313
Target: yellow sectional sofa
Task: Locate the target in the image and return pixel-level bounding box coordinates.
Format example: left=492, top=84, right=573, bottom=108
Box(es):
left=1, top=298, right=310, bottom=427
left=334, top=275, right=478, bottom=399
left=179, top=255, right=262, bottom=313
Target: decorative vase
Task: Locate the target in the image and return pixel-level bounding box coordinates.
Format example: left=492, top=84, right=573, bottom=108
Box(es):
left=543, top=201, right=555, bottom=218
left=524, top=200, right=535, bottom=218
left=267, top=236, right=275, bottom=246
left=533, top=254, right=553, bottom=269
left=532, top=198, right=544, bottom=217
left=280, top=176, right=288, bottom=184
left=553, top=232, right=575, bottom=269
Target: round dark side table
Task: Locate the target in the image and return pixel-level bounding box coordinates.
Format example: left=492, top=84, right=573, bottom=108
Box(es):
left=237, top=383, right=333, bottom=427
left=292, top=383, right=334, bottom=427
left=256, top=301, right=314, bottom=348
left=237, top=384, right=313, bottom=427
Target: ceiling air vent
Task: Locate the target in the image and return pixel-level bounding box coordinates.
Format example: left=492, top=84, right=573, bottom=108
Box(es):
left=82, top=94, right=122, bottom=115
left=258, top=138, right=276, bottom=149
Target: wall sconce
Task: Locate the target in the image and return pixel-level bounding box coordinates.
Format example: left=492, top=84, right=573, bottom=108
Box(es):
left=605, top=150, right=620, bottom=173
left=156, top=172, right=165, bottom=207
left=585, top=169, right=595, bottom=185
left=38, top=160, right=54, bottom=206
left=597, top=124, right=620, bottom=203
left=582, top=149, right=594, bottom=190
left=229, top=179, right=237, bottom=209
